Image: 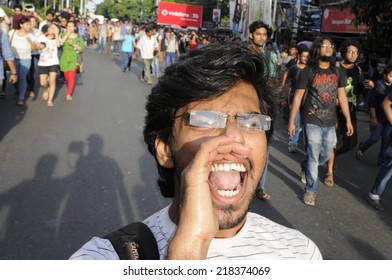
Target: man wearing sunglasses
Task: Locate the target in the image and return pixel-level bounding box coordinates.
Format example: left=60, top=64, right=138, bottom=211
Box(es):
left=70, top=42, right=321, bottom=260
left=288, top=37, right=353, bottom=206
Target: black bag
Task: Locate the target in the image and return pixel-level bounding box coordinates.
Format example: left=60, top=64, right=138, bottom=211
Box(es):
left=103, top=222, right=159, bottom=260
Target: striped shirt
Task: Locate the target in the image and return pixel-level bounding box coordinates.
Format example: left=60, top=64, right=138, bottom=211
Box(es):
left=70, top=206, right=322, bottom=260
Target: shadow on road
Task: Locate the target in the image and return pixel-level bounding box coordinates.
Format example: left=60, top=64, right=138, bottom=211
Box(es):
left=0, top=134, right=131, bottom=259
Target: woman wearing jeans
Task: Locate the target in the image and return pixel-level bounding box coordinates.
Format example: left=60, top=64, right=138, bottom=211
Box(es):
left=59, top=21, right=84, bottom=101
left=8, top=16, right=38, bottom=106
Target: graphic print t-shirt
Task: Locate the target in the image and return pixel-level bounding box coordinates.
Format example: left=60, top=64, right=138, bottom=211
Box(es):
left=296, top=66, right=345, bottom=127
left=336, top=65, right=363, bottom=122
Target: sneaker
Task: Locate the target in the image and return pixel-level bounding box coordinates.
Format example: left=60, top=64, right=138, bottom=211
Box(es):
left=288, top=144, right=297, bottom=153
left=300, top=170, right=307, bottom=184
left=368, top=197, right=384, bottom=211
left=122, top=68, right=127, bottom=72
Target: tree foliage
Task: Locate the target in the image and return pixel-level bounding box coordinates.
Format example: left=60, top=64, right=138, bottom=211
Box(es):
left=343, top=0, right=392, bottom=53
left=95, top=0, right=155, bottom=22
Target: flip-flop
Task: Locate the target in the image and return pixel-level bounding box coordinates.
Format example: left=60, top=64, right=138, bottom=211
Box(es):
left=303, top=191, right=315, bottom=206
left=324, top=173, right=334, bottom=187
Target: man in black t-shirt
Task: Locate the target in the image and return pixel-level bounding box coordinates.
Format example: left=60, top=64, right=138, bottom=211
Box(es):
left=285, top=44, right=309, bottom=153
left=324, top=40, right=364, bottom=187
left=368, top=84, right=392, bottom=211
left=288, top=37, right=353, bottom=206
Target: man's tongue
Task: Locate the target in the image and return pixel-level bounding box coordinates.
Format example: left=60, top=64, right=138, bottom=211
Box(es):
left=209, top=171, right=241, bottom=190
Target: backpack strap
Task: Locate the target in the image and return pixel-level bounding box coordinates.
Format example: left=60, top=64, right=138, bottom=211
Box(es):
left=103, top=222, right=159, bottom=260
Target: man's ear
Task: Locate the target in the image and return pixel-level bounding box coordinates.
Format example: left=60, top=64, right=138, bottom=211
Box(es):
left=155, top=137, right=174, bottom=168
left=249, top=33, right=253, bottom=41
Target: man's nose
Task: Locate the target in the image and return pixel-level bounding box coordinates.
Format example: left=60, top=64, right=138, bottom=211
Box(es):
left=223, top=117, right=245, bottom=143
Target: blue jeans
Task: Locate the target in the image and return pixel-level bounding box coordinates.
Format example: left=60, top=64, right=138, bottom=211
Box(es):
left=166, top=52, right=176, bottom=67
left=121, top=52, right=133, bottom=69
left=152, top=57, right=159, bottom=76
left=359, top=123, right=392, bottom=166
left=288, top=94, right=301, bottom=146
left=98, top=36, right=107, bottom=52
left=257, top=148, right=270, bottom=191
left=15, top=58, right=31, bottom=101
left=370, top=148, right=392, bottom=197
left=28, top=54, right=39, bottom=92
left=301, top=124, right=337, bottom=194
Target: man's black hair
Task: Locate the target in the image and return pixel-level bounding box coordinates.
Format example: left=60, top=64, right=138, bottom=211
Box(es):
left=298, top=44, right=310, bottom=55
left=308, top=36, right=336, bottom=69
left=248, top=20, right=272, bottom=37
left=339, top=39, right=362, bottom=57
left=46, top=9, right=55, bottom=16
left=13, top=4, right=22, bottom=10
left=143, top=42, right=277, bottom=198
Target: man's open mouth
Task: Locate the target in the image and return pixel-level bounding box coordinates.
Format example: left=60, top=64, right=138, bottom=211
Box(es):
left=208, top=163, right=247, bottom=198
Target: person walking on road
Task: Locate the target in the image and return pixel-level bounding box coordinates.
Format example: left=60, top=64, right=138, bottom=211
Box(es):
left=37, top=24, right=61, bottom=107
left=248, top=20, right=273, bottom=201
left=59, top=21, right=84, bottom=101
left=288, top=36, right=353, bottom=206
left=120, top=25, right=136, bottom=72
left=133, top=27, right=156, bottom=85
left=325, top=39, right=365, bottom=186
left=8, top=16, right=38, bottom=106
left=368, top=83, right=392, bottom=211
left=356, top=66, right=392, bottom=164
left=285, top=44, right=309, bottom=153
left=0, top=14, right=18, bottom=100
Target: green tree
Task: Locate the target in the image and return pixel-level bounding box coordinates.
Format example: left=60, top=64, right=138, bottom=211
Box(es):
left=343, top=0, right=392, bottom=61
left=95, top=0, right=155, bottom=22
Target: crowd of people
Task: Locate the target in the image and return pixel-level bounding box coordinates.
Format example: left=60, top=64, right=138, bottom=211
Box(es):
left=0, top=5, right=84, bottom=107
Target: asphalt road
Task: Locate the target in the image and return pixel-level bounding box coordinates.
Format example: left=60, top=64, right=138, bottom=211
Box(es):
left=0, top=47, right=391, bottom=260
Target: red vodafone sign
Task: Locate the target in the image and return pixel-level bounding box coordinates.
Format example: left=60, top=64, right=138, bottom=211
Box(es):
left=157, top=2, right=203, bottom=28
left=322, top=6, right=368, bottom=34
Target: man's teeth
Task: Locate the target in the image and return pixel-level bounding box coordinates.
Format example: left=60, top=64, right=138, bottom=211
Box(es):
left=217, top=187, right=241, bottom=198
left=211, top=163, right=246, bottom=172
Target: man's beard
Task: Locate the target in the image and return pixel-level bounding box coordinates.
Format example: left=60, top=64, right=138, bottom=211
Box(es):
left=320, top=55, right=334, bottom=63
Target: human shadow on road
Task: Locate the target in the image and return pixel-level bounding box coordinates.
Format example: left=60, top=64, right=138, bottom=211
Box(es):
left=0, top=153, right=63, bottom=259
left=0, top=100, right=27, bottom=142
left=57, top=134, right=131, bottom=258
left=0, top=134, right=131, bottom=259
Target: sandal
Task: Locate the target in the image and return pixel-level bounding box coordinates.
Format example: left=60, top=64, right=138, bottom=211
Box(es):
left=324, top=173, right=334, bottom=187
left=255, top=189, right=271, bottom=201
left=303, top=191, right=316, bottom=206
